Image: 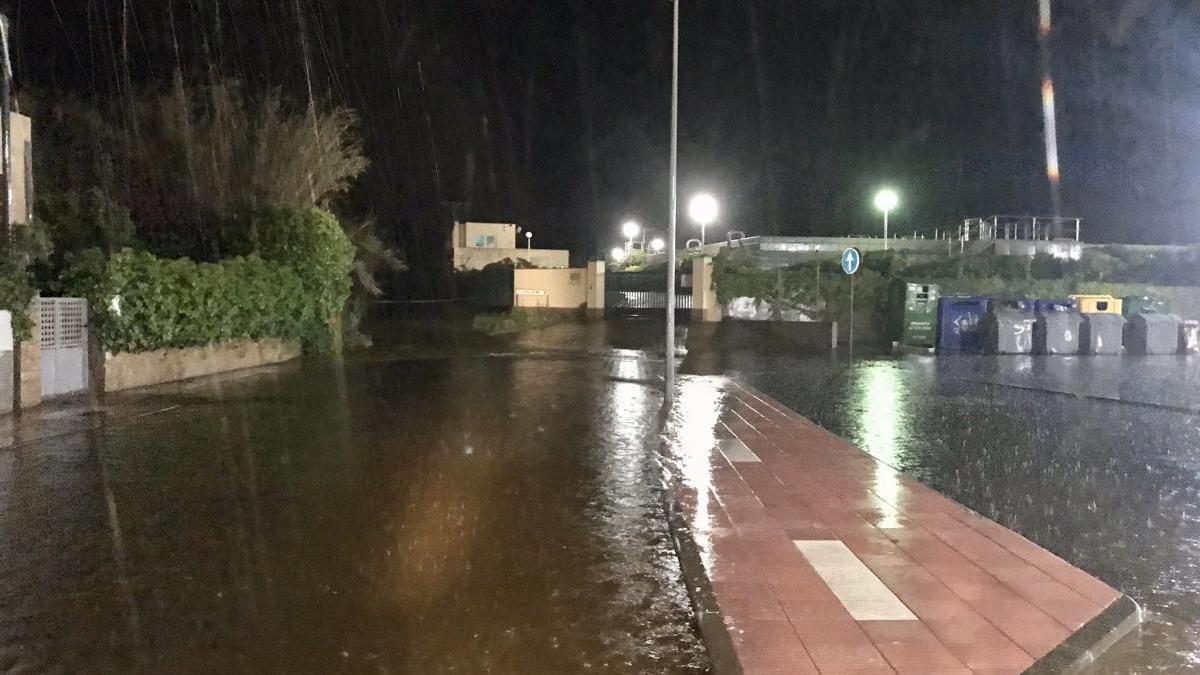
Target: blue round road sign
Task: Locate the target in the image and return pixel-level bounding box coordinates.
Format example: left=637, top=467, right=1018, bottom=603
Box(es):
left=841, top=247, right=861, bottom=275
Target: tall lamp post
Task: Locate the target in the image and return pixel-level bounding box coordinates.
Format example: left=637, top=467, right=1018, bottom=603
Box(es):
left=688, top=193, right=719, bottom=246
left=873, top=188, right=899, bottom=251
left=525, top=231, right=533, bottom=250
left=665, top=0, right=680, bottom=406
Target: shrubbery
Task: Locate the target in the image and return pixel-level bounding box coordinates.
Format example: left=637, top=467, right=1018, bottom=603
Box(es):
left=714, top=246, right=1200, bottom=343
left=65, top=207, right=354, bottom=353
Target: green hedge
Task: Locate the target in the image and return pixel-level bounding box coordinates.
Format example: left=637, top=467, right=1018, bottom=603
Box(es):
left=714, top=248, right=1200, bottom=344
left=67, top=207, right=354, bottom=353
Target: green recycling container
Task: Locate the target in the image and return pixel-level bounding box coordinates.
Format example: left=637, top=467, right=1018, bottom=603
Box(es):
left=1121, top=295, right=1171, bottom=317
left=902, top=283, right=940, bottom=347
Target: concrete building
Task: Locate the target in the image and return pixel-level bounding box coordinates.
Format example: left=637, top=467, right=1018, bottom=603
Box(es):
left=451, top=221, right=569, bottom=270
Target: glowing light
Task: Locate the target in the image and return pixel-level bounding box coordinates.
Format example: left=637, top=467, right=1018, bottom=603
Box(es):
left=650, top=238, right=666, bottom=253
left=873, top=188, right=899, bottom=214
left=687, top=193, right=719, bottom=226
left=610, top=247, right=627, bottom=263
left=1039, top=0, right=1052, bottom=36
left=622, top=220, right=641, bottom=240
left=1042, top=79, right=1061, bottom=183
left=525, top=231, right=533, bottom=239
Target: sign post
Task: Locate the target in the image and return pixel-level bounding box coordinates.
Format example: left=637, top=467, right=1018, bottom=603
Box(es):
left=841, top=248, right=861, bottom=361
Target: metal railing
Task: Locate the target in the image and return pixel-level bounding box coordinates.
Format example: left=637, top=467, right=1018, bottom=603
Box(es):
left=961, top=215, right=1081, bottom=243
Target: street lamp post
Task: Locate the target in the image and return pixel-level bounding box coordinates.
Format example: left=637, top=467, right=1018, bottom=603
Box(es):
left=688, top=193, right=719, bottom=246
left=873, top=188, right=899, bottom=251
left=525, top=231, right=533, bottom=251
left=665, top=0, right=680, bottom=406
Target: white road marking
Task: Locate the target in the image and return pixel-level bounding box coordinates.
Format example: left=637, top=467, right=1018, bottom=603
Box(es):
left=719, top=438, right=761, bottom=463
left=793, top=540, right=917, bottom=621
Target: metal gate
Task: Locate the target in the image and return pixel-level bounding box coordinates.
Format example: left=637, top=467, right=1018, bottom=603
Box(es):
left=605, top=270, right=692, bottom=319
left=40, top=297, right=89, bottom=398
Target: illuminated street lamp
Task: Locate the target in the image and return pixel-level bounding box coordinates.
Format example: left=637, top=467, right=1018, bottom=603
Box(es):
left=687, top=193, right=719, bottom=245
left=525, top=231, right=533, bottom=251
left=650, top=238, right=665, bottom=253
left=873, top=188, right=899, bottom=250
left=622, top=220, right=641, bottom=253
left=610, top=247, right=627, bottom=264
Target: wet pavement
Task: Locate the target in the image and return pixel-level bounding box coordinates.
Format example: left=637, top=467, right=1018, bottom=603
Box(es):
left=4, top=314, right=1200, bottom=673
left=658, top=378, right=1126, bottom=674
left=0, top=317, right=707, bottom=674
left=684, top=322, right=1200, bottom=673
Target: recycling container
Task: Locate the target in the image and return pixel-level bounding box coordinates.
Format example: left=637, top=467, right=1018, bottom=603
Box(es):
left=1034, top=310, right=1083, bottom=355
left=1122, top=295, right=1171, bottom=317
left=1034, top=298, right=1077, bottom=314
left=1125, top=313, right=1182, bottom=355
left=1071, top=294, right=1123, bottom=315
left=1181, top=320, right=1200, bottom=354
left=938, top=296, right=990, bottom=354
left=981, top=306, right=1036, bottom=354
left=902, top=283, right=940, bottom=348
left=1079, top=313, right=1126, bottom=355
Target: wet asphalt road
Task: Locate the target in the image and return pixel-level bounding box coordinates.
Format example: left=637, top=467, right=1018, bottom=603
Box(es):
left=683, top=321, right=1200, bottom=673
left=3, top=315, right=1200, bottom=673
left=0, top=319, right=707, bottom=674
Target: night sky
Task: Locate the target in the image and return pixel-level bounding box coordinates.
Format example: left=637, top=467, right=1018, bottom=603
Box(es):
left=13, top=1, right=1200, bottom=278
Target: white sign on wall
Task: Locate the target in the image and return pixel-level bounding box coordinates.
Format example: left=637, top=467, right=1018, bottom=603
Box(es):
left=515, top=289, right=548, bottom=296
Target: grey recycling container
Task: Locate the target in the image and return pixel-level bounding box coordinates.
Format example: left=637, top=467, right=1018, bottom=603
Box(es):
left=1125, top=313, right=1182, bottom=355
left=1033, top=310, right=1083, bottom=355
left=982, top=307, right=1036, bottom=354
left=1080, top=313, right=1126, bottom=355
left=1181, top=320, right=1200, bottom=354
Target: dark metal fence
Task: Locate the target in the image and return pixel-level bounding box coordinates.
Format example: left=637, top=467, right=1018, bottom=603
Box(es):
left=605, top=270, right=692, bottom=319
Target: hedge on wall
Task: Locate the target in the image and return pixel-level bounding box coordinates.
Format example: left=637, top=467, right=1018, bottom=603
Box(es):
left=714, top=248, right=1200, bottom=344
left=66, top=207, right=354, bottom=353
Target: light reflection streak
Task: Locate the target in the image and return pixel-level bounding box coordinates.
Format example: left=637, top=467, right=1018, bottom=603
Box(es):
left=671, top=379, right=726, bottom=570
left=855, top=364, right=905, bottom=528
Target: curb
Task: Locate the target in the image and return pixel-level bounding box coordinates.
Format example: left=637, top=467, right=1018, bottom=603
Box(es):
left=660, top=483, right=743, bottom=675
left=1025, top=595, right=1142, bottom=674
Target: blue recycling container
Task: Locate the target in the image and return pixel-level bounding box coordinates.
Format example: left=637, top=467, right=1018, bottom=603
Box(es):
left=938, top=296, right=991, bottom=353
left=991, top=297, right=1035, bottom=313
left=1034, top=298, right=1077, bottom=314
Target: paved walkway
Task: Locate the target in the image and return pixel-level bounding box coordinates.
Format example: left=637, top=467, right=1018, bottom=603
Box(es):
left=663, top=378, right=1132, bottom=675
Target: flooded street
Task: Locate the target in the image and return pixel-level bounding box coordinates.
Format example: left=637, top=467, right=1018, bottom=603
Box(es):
left=3, top=315, right=1200, bottom=673
left=685, top=323, right=1200, bottom=673
left=0, top=318, right=707, bottom=674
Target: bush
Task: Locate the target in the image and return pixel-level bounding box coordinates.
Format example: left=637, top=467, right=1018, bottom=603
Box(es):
left=247, top=207, right=355, bottom=334
left=65, top=207, right=354, bottom=353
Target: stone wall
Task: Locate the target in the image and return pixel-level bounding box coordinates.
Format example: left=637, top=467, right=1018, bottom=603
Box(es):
left=16, top=305, right=41, bottom=409
left=102, top=339, right=302, bottom=393
left=513, top=268, right=588, bottom=309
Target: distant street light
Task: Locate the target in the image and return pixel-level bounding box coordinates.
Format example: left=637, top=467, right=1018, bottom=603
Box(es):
left=611, top=247, right=628, bottom=264
left=650, top=238, right=665, bottom=253
left=622, top=220, right=641, bottom=254
left=873, top=188, right=900, bottom=250
left=525, top=231, right=533, bottom=251
left=687, top=193, right=719, bottom=245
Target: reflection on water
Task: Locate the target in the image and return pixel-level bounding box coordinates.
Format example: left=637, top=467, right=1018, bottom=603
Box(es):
left=855, top=365, right=906, bottom=529
left=0, top=324, right=708, bottom=674
left=666, top=378, right=726, bottom=570
left=712, top=334, right=1200, bottom=673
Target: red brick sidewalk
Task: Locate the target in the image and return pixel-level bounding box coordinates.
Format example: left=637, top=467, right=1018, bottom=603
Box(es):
left=663, top=378, right=1134, bottom=675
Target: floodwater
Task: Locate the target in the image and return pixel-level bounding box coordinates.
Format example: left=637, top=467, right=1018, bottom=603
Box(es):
left=0, top=316, right=708, bottom=674
left=683, top=322, right=1200, bottom=673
